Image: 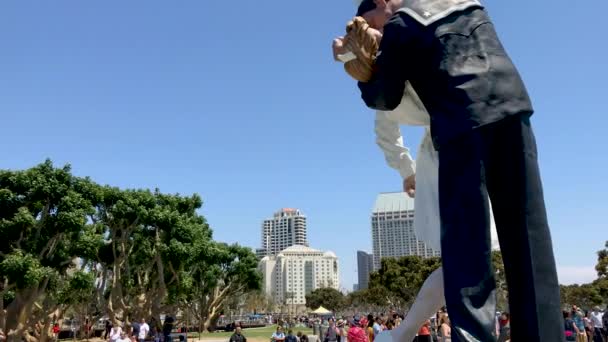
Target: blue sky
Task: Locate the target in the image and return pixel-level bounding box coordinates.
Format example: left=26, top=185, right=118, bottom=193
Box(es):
left=1, top=1, right=606, bottom=291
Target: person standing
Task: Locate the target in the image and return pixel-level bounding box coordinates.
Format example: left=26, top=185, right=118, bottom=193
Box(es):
left=286, top=330, right=298, bottom=342
left=271, top=326, right=286, bottom=342
left=336, top=0, right=564, bottom=340
left=131, top=321, right=140, bottom=340
left=366, top=315, right=375, bottom=342
left=415, top=320, right=432, bottom=342
left=439, top=315, right=451, bottom=342
left=372, top=318, right=382, bottom=340
left=105, top=321, right=113, bottom=340
left=572, top=310, right=588, bottom=342
left=497, top=313, right=510, bottom=342
left=229, top=327, right=247, bottom=342
left=162, top=316, right=175, bottom=342
left=325, top=319, right=341, bottom=342
left=585, top=312, right=595, bottom=341
left=53, top=323, right=61, bottom=340
left=590, top=307, right=604, bottom=342
left=337, top=320, right=348, bottom=342
left=109, top=323, right=123, bottom=342
left=565, top=311, right=578, bottom=342
left=347, top=316, right=369, bottom=342
left=138, top=319, right=150, bottom=342
left=118, top=332, right=131, bottom=342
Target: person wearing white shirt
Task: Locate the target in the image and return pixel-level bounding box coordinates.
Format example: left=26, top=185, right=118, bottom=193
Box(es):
left=590, top=307, right=604, bottom=342
left=138, top=319, right=150, bottom=342
left=117, top=332, right=131, bottom=342
left=109, top=325, right=123, bottom=342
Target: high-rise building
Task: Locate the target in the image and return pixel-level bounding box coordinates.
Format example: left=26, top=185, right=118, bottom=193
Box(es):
left=356, top=251, right=374, bottom=290
left=259, top=245, right=339, bottom=306
left=371, top=192, right=440, bottom=270
left=256, top=208, right=308, bottom=258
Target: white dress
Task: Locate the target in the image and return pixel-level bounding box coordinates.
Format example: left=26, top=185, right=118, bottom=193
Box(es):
left=375, top=82, right=499, bottom=251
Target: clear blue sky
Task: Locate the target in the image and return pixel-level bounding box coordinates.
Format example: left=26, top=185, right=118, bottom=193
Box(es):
left=1, top=1, right=606, bottom=291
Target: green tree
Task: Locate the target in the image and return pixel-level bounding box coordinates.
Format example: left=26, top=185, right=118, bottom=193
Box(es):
left=305, top=287, right=345, bottom=313
left=591, top=278, right=608, bottom=303
left=358, top=252, right=505, bottom=312
left=346, top=287, right=389, bottom=312
left=558, top=241, right=608, bottom=309
left=241, top=290, right=274, bottom=314
left=596, top=241, right=608, bottom=279
left=92, top=187, right=211, bottom=326
left=591, top=241, right=608, bottom=304
left=560, top=283, right=604, bottom=308
left=491, top=251, right=508, bottom=311
left=0, top=160, right=102, bottom=342
left=370, top=256, right=441, bottom=310
left=184, top=242, right=261, bottom=332
left=1, top=160, right=261, bottom=338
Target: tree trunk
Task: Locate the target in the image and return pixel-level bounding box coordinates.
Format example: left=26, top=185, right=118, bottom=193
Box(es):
left=0, top=295, right=6, bottom=332
left=38, top=316, right=53, bottom=342
left=198, top=320, right=205, bottom=336
left=202, top=318, right=212, bottom=333
left=202, top=306, right=222, bottom=333
left=23, top=331, right=38, bottom=342
left=5, top=287, right=40, bottom=342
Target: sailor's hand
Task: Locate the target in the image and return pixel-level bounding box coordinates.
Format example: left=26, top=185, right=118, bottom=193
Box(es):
left=404, top=174, right=416, bottom=198
left=332, top=36, right=347, bottom=62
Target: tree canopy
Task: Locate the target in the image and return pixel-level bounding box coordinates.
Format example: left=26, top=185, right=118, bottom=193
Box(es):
left=345, top=252, right=507, bottom=313
left=560, top=241, right=608, bottom=309
left=305, top=287, right=345, bottom=313
left=0, top=160, right=261, bottom=342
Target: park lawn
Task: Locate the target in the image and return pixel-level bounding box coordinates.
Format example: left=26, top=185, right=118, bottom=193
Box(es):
left=194, top=325, right=314, bottom=342
left=66, top=327, right=316, bottom=342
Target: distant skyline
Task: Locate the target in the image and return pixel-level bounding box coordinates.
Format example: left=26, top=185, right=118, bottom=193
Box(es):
left=1, top=0, right=606, bottom=291
left=238, top=203, right=602, bottom=290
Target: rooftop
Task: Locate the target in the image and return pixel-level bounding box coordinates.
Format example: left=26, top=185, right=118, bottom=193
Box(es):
left=271, top=208, right=305, bottom=218
left=372, top=192, right=415, bottom=213
left=280, top=245, right=320, bottom=253
left=275, top=245, right=338, bottom=258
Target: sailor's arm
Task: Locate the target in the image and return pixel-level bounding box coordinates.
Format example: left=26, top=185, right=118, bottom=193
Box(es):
left=358, top=14, right=413, bottom=111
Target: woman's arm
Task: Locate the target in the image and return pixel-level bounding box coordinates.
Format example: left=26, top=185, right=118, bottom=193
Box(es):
left=375, top=111, right=415, bottom=180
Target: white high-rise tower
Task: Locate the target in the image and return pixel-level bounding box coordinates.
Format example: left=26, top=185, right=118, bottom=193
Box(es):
left=256, top=208, right=308, bottom=258
left=371, top=192, right=441, bottom=270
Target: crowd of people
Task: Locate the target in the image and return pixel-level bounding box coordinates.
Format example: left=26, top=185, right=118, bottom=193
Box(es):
left=224, top=306, right=606, bottom=342
left=563, top=306, right=607, bottom=342
left=256, top=309, right=510, bottom=342
left=0, top=305, right=602, bottom=342
left=104, top=318, right=156, bottom=342
left=276, top=306, right=605, bottom=342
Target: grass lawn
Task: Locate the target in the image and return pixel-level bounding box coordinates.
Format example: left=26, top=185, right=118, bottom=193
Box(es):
left=194, top=325, right=314, bottom=342
left=63, top=326, right=316, bottom=342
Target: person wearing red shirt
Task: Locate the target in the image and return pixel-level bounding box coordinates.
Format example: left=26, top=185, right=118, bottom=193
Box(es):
left=52, top=324, right=61, bottom=339
left=348, top=316, right=370, bottom=342
left=415, top=320, right=431, bottom=342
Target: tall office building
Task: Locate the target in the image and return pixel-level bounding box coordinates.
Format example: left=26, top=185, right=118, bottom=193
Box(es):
left=356, top=251, right=374, bottom=290
left=371, top=192, right=441, bottom=270
left=259, top=245, right=339, bottom=305
left=256, top=208, right=308, bottom=258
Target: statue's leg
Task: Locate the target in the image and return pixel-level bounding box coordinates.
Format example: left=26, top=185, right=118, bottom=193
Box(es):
left=438, top=124, right=497, bottom=342
left=375, top=268, right=445, bottom=342
left=484, top=114, right=563, bottom=342
left=395, top=267, right=445, bottom=341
